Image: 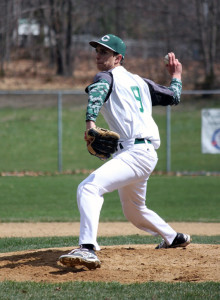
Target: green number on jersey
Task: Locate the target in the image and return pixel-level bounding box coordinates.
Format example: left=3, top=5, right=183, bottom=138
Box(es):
left=131, top=86, right=144, bottom=113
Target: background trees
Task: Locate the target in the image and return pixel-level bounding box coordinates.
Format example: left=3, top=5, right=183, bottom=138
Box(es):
left=195, top=0, right=219, bottom=88
left=0, top=0, right=219, bottom=88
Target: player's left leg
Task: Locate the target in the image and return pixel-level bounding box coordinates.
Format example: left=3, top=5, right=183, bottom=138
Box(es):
left=59, top=158, right=137, bottom=269
left=77, top=157, right=138, bottom=250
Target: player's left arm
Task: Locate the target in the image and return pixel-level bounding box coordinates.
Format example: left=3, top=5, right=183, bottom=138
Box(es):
left=85, top=72, right=113, bottom=123
left=86, top=80, right=108, bottom=123
left=85, top=72, right=113, bottom=143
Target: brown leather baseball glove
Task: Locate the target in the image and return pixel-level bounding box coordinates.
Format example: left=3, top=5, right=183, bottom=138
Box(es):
left=86, top=127, right=120, bottom=160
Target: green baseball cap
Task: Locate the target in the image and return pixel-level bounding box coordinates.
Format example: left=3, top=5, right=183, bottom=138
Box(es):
left=89, top=34, right=126, bottom=58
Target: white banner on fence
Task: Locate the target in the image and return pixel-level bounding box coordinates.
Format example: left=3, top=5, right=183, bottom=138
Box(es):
left=201, top=109, right=220, bottom=154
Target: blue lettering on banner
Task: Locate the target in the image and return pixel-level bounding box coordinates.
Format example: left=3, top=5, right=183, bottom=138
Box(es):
left=212, top=128, right=220, bottom=150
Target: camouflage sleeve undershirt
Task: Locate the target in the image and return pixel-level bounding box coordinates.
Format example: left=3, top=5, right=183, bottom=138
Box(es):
left=168, top=78, right=182, bottom=105
left=85, top=77, right=182, bottom=121
left=86, top=79, right=110, bottom=122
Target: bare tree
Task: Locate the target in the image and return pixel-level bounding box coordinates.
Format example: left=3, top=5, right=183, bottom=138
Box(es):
left=195, top=0, right=219, bottom=88
left=0, top=0, right=219, bottom=87
left=0, top=0, right=15, bottom=75
left=48, top=0, right=86, bottom=76
left=49, top=0, right=67, bottom=75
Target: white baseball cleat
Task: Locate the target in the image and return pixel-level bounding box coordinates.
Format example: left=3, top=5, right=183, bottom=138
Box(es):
left=59, top=246, right=101, bottom=269
left=155, top=233, right=191, bottom=249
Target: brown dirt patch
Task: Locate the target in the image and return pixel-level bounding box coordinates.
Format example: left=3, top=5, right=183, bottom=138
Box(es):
left=0, top=222, right=219, bottom=283
left=1, top=222, right=219, bottom=238
left=0, top=245, right=219, bottom=283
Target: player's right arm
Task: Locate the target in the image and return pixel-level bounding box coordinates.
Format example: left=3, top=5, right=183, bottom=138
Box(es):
left=144, top=78, right=182, bottom=106
left=144, top=52, right=182, bottom=107
left=165, top=52, right=182, bottom=81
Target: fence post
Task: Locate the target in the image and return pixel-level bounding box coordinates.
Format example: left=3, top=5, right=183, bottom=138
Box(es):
left=166, top=105, right=171, bottom=172
left=57, top=92, right=62, bottom=172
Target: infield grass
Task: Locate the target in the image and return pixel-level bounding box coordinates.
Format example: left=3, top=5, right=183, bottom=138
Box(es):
left=1, top=235, right=220, bottom=253
left=0, top=235, right=219, bottom=299
left=0, top=96, right=219, bottom=173
left=0, top=281, right=219, bottom=300
left=0, top=97, right=219, bottom=298
left=0, top=174, right=219, bottom=222
left=0, top=234, right=219, bottom=299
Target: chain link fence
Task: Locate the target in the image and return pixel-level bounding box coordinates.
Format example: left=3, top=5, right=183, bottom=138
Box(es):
left=0, top=90, right=219, bottom=174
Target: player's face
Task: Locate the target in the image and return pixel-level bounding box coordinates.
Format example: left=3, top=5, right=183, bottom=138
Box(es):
left=95, top=45, right=121, bottom=71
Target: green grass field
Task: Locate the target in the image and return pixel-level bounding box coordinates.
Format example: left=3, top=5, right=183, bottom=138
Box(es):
left=0, top=96, right=219, bottom=172
left=0, top=174, right=219, bottom=222
left=0, top=281, right=219, bottom=300
left=0, top=96, right=219, bottom=299
left=1, top=235, right=220, bottom=254
left=0, top=174, right=219, bottom=299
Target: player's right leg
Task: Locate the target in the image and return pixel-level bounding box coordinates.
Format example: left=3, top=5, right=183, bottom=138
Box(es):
left=118, top=179, right=177, bottom=245
left=155, top=233, right=191, bottom=249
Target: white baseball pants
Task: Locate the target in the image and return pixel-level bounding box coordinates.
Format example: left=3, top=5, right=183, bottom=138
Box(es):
left=77, top=141, right=177, bottom=250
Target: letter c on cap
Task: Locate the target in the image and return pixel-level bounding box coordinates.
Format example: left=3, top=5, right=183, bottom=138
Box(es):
left=101, top=35, right=110, bottom=42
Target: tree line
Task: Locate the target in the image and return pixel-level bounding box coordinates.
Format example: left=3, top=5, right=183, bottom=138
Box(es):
left=0, top=0, right=219, bottom=88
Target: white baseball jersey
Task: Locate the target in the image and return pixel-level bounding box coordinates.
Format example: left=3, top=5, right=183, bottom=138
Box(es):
left=101, top=66, right=160, bottom=149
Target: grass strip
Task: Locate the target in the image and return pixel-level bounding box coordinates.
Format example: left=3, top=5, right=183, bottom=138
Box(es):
left=0, top=281, right=219, bottom=300
left=0, top=175, right=219, bottom=222
left=1, top=235, right=219, bottom=253
left=1, top=100, right=220, bottom=172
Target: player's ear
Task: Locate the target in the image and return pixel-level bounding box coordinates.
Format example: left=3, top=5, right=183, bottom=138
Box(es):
left=115, top=54, right=123, bottom=64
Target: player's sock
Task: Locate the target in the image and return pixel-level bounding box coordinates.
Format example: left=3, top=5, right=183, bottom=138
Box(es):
left=81, top=244, right=95, bottom=251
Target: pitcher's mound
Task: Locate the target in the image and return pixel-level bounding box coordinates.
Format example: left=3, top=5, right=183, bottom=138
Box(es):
left=0, top=244, right=219, bottom=283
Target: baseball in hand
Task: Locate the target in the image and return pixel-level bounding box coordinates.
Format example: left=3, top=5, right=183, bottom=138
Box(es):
left=164, top=54, right=169, bottom=65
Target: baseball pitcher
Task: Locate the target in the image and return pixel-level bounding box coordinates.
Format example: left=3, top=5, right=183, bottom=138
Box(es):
left=59, top=34, right=191, bottom=270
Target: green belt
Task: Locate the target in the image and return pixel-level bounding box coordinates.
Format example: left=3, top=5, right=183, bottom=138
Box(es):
left=134, top=138, right=151, bottom=144
left=118, top=138, right=151, bottom=150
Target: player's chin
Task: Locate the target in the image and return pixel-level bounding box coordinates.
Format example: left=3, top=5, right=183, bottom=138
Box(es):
left=97, top=63, right=107, bottom=71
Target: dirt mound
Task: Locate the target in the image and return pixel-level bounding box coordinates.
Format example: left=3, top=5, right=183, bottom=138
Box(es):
left=0, top=244, right=219, bottom=283
left=0, top=222, right=219, bottom=283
